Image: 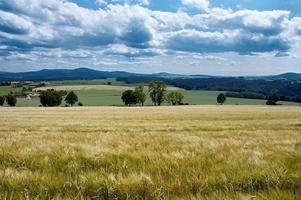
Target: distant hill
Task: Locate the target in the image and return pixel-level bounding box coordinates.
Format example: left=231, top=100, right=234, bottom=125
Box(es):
left=0, top=68, right=141, bottom=81
left=270, top=72, right=301, bottom=81
left=0, top=68, right=213, bottom=81
left=0, top=68, right=301, bottom=81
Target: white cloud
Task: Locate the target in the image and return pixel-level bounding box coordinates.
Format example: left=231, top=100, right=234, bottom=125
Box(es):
left=102, top=44, right=162, bottom=57
left=0, top=0, right=299, bottom=55
left=192, top=9, right=290, bottom=36
left=291, top=17, right=301, bottom=35
left=161, top=29, right=290, bottom=54
left=181, top=0, right=209, bottom=11
left=0, top=0, right=301, bottom=74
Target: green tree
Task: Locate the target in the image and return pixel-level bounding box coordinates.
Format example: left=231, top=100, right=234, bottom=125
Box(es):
left=0, top=96, right=5, bottom=106
left=166, top=91, right=184, bottom=105
left=266, top=91, right=280, bottom=105
left=134, top=86, right=147, bottom=106
left=6, top=93, right=17, bottom=107
left=148, top=81, right=167, bottom=106
left=217, top=93, right=226, bottom=105
left=39, top=90, right=63, bottom=107
left=65, top=91, right=78, bottom=106
left=122, top=90, right=137, bottom=106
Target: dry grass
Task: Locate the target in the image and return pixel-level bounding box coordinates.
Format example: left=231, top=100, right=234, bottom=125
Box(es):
left=0, top=106, right=300, bottom=199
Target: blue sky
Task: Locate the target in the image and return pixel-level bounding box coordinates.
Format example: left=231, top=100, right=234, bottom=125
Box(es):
left=0, top=0, right=301, bottom=75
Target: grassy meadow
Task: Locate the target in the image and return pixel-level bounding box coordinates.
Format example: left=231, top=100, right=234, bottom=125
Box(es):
left=0, top=79, right=299, bottom=106
left=0, top=106, right=300, bottom=199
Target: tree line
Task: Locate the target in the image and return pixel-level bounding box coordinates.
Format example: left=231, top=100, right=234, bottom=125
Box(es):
left=117, top=76, right=301, bottom=103
left=120, top=81, right=280, bottom=106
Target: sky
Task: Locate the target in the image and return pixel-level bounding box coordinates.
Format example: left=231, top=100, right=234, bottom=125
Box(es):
left=0, top=0, right=301, bottom=75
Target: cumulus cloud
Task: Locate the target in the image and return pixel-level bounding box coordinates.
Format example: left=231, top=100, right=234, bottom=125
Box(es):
left=0, top=0, right=300, bottom=64
left=159, top=9, right=293, bottom=54
left=192, top=9, right=290, bottom=36
left=162, top=29, right=290, bottom=54
left=291, top=17, right=301, bottom=35
left=0, top=1, right=156, bottom=51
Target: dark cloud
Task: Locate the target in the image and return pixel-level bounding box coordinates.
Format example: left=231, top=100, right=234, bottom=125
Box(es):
left=119, top=21, right=153, bottom=49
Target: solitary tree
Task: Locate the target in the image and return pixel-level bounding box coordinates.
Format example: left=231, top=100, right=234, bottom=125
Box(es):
left=0, top=96, right=5, bottom=106
left=6, top=93, right=17, bottom=107
left=217, top=93, right=226, bottom=105
left=148, top=81, right=167, bottom=106
left=134, top=86, right=147, bottom=106
left=122, top=90, right=137, bottom=106
left=39, top=90, right=63, bottom=107
left=166, top=91, right=184, bottom=105
left=266, top=91, right=280, bottom=105
left=65, top=91, right=78, bottom=106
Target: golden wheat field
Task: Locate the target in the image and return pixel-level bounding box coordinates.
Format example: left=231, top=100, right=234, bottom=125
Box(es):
left=0, top=106, right=300, bottom=199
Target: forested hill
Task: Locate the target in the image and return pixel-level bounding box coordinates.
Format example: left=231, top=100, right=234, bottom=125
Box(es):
left=117, top=76, right=301, bottom=103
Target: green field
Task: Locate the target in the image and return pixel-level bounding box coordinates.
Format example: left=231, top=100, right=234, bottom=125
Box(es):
left=0, top=106, right=300, bottom=199
left=0, top=79, right=299, bottom=106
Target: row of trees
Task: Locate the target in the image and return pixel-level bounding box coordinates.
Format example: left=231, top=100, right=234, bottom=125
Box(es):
left=0, top=82, right=281, bottom=107
left=39, top=90, right=81, bottom=107
left=0, top=90, right=81, bottom=107
left=39, top=89, right=279, bottom=107
left=121, top=81, right=186, bottom=106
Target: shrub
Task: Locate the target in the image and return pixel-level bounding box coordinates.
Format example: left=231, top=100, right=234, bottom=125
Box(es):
left=78, top=102, right=83, bottom=106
